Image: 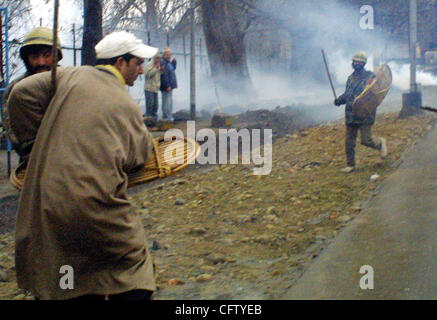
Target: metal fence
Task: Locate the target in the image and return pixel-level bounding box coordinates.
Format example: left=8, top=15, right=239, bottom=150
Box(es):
left=0, top=7, right=11, bottom=176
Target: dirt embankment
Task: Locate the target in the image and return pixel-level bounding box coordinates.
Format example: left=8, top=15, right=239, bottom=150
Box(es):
left=0, top=111, right=435, bottom=300
left=232, top=106, right=327, bottom=138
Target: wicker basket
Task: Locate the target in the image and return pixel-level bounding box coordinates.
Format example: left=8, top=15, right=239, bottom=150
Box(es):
left=10, top=136, right=200, bottom=190
left=127, top=136, right=200, bottom=187
left=352, top=63, right=392, bottom=120
left=10, top=161, right=26, bottom=190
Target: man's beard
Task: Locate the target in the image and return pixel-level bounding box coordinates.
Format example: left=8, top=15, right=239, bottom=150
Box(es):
left=32, top=65, right=51, bottom=74
left=25, top=62, right=51, bottom=74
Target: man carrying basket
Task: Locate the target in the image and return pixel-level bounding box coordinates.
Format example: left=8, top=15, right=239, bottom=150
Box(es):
left=7, top=31, right=159, bottom=300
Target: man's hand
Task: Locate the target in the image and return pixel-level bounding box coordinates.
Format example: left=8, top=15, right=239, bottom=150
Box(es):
left=167, top=87, right=171, bottom=92
left=334, top=98, right=341, bottom=106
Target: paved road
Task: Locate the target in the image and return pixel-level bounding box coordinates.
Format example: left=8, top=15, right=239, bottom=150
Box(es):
left=284, top=122, right=437, bottom=300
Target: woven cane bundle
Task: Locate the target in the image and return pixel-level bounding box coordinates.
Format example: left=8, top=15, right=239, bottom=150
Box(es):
left=127, top=136, right=200, bottom=187
left=353, top=63, right=392, bottom=120
left=10, top=161, right=26, bottom=190
left=10, top=136, right=200, bottom=190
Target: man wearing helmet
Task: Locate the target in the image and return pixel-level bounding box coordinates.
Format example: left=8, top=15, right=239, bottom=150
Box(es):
left=334, top=51, right=387, bottom=173
left=2, top=27, right=63, bottom=165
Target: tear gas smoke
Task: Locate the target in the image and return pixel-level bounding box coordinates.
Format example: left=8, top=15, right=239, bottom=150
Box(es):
left=25, top=0, right=436, bottom=123
left=111, top=0, right=437, bottom=124
left=388, top=62, right=437, bottom=90
left=179, top=0, right=389, bottom=121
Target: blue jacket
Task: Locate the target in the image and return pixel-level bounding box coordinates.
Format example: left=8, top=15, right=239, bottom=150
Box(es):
left=160, top=58, right=177, bottom=91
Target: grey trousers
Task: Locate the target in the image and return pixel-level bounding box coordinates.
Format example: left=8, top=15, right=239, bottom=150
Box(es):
left=161, top=90, right=173, bottom=120
left=145, top=91, right=158, bottom=120
left=346, top=124, right=381, bottom=167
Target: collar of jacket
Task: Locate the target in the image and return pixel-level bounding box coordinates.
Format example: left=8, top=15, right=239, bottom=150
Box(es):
left=95, top=64, right=126, bottom=85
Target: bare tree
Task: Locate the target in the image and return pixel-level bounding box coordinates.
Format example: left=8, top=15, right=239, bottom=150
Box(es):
left=103, top=0, right=188, bottom=34
left=200, top=0, right=255, bottom=95
left=82, top=0, right=103, bottom=65
left=0, top=0, right=32, bottom=79
left=144, top=0, right=159, bottom=44
left=0, top=0, right=31, bottom=31
left=103, top=0, right=138, bottom=32
left=102, top=0, right=260, bottom=96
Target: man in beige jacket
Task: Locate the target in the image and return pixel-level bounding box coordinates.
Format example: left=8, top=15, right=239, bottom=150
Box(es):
left=144, top=53, right=162, bottom=121
left=7, top=31, right=158, bottom=300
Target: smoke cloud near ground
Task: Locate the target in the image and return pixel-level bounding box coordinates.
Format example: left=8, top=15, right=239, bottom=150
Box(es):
left=388, top=62, right=437, bottom=90
left=173, top=0, right=384, bottom=121
left=29, top=0, right=436, bottom=120
left=154, top=0, right=395, bottom=121
left=329, top=51, right=437, bottom=91
left=150, top=0, right=436, bottom=122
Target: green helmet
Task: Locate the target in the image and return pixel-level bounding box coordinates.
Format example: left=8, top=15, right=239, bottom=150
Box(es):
left=352, top=51, right=367, bottom=63
left=19, top=27, right=63, bottom=61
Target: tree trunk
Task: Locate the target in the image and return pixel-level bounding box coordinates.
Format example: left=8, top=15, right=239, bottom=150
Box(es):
left=145, top=0, right=159, bottom=45
left=200, top=0, right=254, bottom=96
left=82, top=0, right=103, bottom=66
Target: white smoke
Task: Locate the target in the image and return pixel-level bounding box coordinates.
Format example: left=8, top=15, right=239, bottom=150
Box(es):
left=325, top=50, right=437, bottom=93
left=329, top=50, right=354, bottom=85
left=388, top=62, right=437, bottom=90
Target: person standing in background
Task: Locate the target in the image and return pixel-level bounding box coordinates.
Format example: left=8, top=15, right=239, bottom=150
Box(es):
left=144, top=53, right=162, bottom=121
left=160, top=47, right=177, bottom=120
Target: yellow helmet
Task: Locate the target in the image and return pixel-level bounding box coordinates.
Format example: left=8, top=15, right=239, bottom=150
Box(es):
left=352, top=51, right=367, bottom=63
left=19, top=27, right=63, bottom=61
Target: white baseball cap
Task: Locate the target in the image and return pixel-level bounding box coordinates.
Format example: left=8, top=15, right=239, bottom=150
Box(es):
left=95, top=31, right=158, bottom=59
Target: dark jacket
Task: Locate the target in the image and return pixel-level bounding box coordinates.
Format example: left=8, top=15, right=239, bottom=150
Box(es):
left=160, top=58, right=177, bottom=91
left=1, top=72, right=31, bottom=158
left=337, top=69, right=376, bottom=125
